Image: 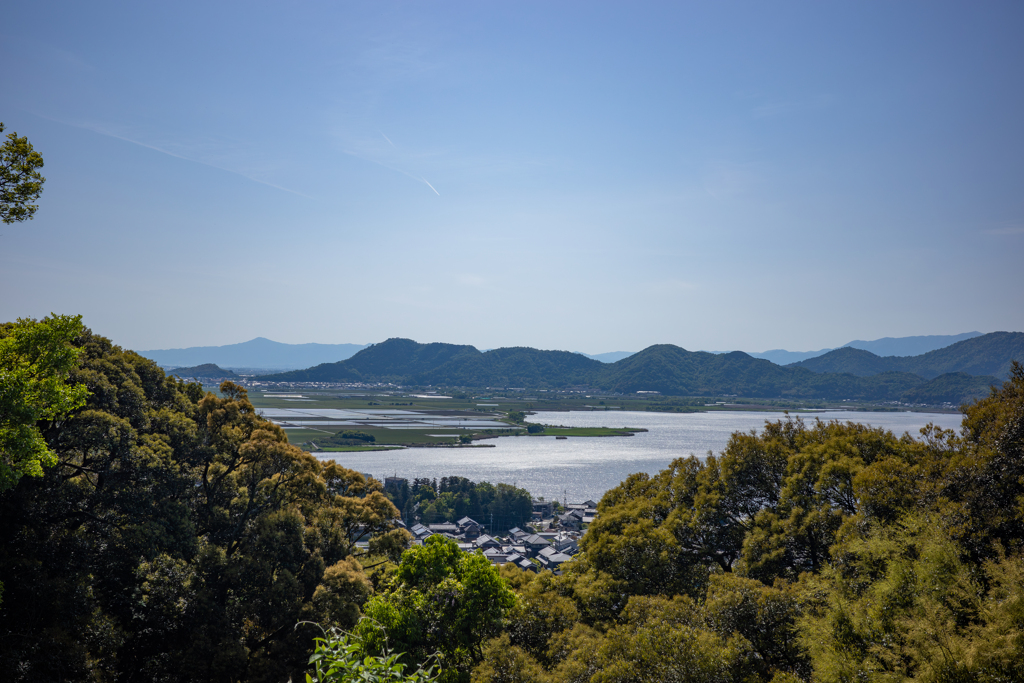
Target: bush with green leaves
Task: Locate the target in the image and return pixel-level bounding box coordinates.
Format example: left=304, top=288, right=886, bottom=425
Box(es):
left=358, top=535, right=518, bottom=682
left=306, top=625, right=439, bottom=683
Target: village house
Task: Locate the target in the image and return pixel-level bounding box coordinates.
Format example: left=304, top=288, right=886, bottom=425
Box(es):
left=456, top=516, right=484, bottom=538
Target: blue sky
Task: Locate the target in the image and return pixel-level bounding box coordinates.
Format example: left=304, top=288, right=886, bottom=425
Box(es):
left=2, top=1, right=1022, bottom=354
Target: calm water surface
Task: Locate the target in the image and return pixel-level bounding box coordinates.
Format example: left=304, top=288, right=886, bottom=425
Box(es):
left=318, top=410, right=963, bottom=503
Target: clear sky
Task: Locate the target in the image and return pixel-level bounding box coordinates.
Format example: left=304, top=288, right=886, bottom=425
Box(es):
left=2, top=1, right=1022, bottom=354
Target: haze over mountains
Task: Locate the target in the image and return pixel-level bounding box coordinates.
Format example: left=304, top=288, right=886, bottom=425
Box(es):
left=136, top=331, right=1024, bottom=404
left=140, top=337, right=368, bottom=371
left=253, top=332, right=1023, bottom=405
left=747, top=332, right=984, bottom=365
left=140, top=333, right=984, bottom=371
left=789, top=332, right=1024, bottom=380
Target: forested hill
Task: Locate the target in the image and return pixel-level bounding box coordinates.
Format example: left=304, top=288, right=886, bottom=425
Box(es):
left=267, top=338, right=482, bottom=383
left=789, top=331, right=1024, bottom=379
left=266, top=339, right=603, bottom=387
left=164, top=363, right=238, bottom=380
left=262, top=338, right=1004, bottom=402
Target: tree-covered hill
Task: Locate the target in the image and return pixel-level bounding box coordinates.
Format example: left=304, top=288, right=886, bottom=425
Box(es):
left=786, top=346, right=900, bottom=376
left=164, top=362, right=238, bottom=379
left=268, top=338, right=479, bottom=382
left=900, top=371, right=1001, bottom=405
left=415, top=346, right=602, bottom=388
left=791, top=331, right=1024, bottom=379
left=262, top=338, right=1003, bottom=403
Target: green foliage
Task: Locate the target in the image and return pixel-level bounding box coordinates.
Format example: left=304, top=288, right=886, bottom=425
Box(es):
left=0, top=328, right=408, bottom=682
left=527, top=423, right=545, bottom=434
left=900, top=372, right=999, bottom=405
left=0, top=122, right=45, bottom=224
left=306, top=625, right=439, bottom=683
left=358, top=535, right=517, bottom=682
left=385, top=476, right=533, bottom=532
left=0, top=315, right=88, bottom=490
left=328, top=430, right=377, bottom=446
left=471, top=633, right=548, bottom=683
left=798, top=515, right=1024, bottom=682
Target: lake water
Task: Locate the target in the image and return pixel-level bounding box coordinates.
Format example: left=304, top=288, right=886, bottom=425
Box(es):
left=317, top=410, right=964, bottom=504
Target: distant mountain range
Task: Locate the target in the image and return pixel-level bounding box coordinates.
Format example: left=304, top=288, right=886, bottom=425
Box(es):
left=139, top=337, right=368, bottom=371
left=138, top=333, right=986, bottom=372
left=747, top=332, right=985, bottom=365
left=257, top=332, right=1023, bottom=404
left=788, top=332, right=1024, bottom=379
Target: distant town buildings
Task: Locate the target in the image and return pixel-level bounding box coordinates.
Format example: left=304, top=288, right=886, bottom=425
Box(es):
left=402, top=500, right=598, bottom=573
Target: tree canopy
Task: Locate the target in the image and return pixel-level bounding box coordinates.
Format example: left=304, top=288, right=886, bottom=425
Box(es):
left=0, top=122, right=45, bottom=224
left=358, top=535, right=517, bottom=683
left=0, top=328, right=408, bottom=681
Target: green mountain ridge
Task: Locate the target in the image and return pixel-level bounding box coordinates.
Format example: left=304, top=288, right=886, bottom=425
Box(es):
left=790, top=331, right=1024, bottom=379
left=261, top=334, right=1019, bottom=403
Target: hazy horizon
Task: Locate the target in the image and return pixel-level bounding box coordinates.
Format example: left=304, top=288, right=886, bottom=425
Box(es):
left=3, top=1, right=1022, bottom=351
left=136, top=331, right=999, bottom=362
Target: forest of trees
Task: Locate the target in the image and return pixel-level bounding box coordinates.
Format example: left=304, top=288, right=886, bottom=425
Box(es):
left=385, top=475, right=534, bottom=531
left=0, top=320, right=409, bottom=681
left=2, top=315, right=1023, bottom=682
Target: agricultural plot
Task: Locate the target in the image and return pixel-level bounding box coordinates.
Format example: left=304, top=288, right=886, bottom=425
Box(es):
left=247, top=392, right=523, bottom=448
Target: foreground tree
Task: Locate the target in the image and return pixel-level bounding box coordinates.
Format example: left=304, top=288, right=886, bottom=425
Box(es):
left=358, top=535, right=517, bottom=683
left=306, top=626, right=440, bottom=683
left=0, top=122, right=45, bottom=224
left=798, top=514, right=1024, bottom=682
left=0, top=328, right=408, bottom=681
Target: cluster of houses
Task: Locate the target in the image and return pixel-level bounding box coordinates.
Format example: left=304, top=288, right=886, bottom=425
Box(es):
left=400, top=499, right=600, bottom=573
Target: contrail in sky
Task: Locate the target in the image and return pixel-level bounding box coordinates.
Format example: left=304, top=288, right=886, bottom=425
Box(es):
left=422, top=178, right=440, bottom=196
left=380, top=132, right=396, bottom=147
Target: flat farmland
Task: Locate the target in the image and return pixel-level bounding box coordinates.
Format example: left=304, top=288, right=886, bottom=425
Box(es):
left=246, top=391, right=523, bottom=448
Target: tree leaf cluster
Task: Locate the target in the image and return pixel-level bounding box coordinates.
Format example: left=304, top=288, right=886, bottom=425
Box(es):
left=306, top=625, right=440, bottom=683
left=358, top=535, right=517, bottom=683
left=0, top=314, right=88, bottom=491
